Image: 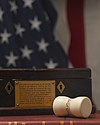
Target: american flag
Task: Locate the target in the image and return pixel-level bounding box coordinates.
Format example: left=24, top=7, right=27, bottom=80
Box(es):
left=0, top=0, right=68, bottom=68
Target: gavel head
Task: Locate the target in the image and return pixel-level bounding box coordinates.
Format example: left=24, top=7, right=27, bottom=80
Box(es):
left=53, top=96, right=92, bottom=118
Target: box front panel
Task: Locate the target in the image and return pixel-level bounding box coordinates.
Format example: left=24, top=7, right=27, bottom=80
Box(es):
left=0, top=78, right=91, bottom=108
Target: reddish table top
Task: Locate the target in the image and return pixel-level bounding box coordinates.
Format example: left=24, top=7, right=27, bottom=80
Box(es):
left=0, top=112, right=100, bottom=125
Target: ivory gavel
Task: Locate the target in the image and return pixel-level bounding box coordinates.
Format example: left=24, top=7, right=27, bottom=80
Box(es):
left=53, top=96, right=92, bottom=118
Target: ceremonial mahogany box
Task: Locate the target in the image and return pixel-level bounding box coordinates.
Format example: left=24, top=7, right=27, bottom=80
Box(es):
left=0, top=68, right=94, bottom=115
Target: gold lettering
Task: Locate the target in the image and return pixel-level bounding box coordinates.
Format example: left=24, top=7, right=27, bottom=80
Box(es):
left=8, top=122, right=12, bottom=125
left=70, top=121, right=74, bottom=125
left=22, top=122, right=26, bottom=125
left=14, top=122, right=17, bottom=125
left=60, top=121, right=64, bottom=125
left=42, top=121, right=46, bottom=125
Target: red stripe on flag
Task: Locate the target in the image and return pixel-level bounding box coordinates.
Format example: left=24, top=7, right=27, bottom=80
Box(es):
left=67, top=0, right=86, bottom=67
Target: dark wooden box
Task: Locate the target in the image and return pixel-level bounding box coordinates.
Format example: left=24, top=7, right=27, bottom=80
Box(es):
left=0, top=68, right=94, bottom=115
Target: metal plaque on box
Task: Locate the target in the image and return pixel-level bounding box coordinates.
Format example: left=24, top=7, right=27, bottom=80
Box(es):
left=15, top=80, right=55, bottom=108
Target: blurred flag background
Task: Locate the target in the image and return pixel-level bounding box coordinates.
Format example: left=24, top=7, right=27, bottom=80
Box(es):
left=52, top=0, right=100, bottom=110
left=0, top=0, right=68, bottom=68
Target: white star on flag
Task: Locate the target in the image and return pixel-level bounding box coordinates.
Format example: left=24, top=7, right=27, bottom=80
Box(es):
left=5, top=51, right=18, bottom=67
left=15, top=23, right=25, bottom=37
left=0, top=8, right=4, bottom=22
left=23, top=0, right=35, bottom=9
left=37, top=38, right=49, bottom=53
left=9, top=1, right=18, bottom=14
left=20, top=45, right=33, bottom=60
left=45, top=59, right=58, bottom=68
left=29, top=16, right=42, bottom=31
left=0, top=29, right=12, bottom=44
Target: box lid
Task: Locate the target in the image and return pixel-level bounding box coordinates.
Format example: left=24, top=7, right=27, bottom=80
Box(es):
left=0, top=68, right=91, bottom=79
